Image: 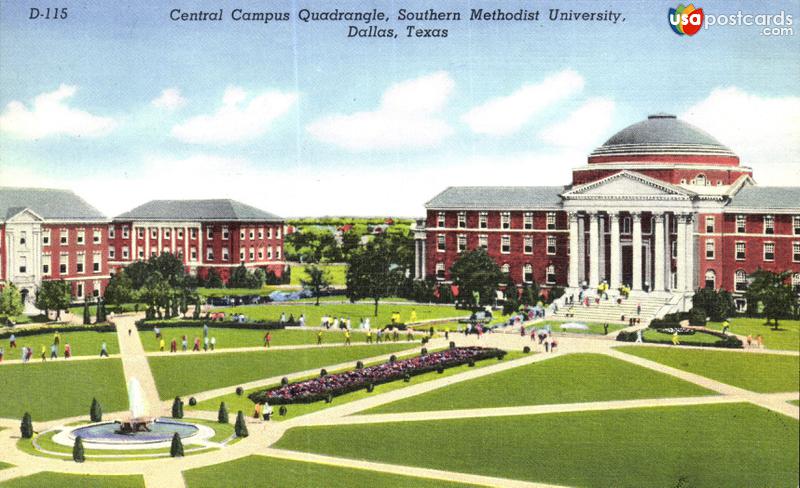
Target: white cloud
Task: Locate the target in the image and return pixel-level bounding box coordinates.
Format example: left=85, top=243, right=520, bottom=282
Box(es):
left=306, top=71, right=455, bottom=151
left=151, top=88, right=187, bottom=110
left=462, top=70, right=585, bottom=136
left=171, top=87, right=297, bottom=144
left=682, top=87, right=800, bottom=185
left=0, top=84, right=116, bottom=139
left=538, top=98, right=616, bottom=149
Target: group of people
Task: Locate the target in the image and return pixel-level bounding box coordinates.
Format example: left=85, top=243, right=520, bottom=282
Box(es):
left=258, top=346, right=503, bottom=404
left=156, top=323, right=216, bottom=353
left=0, top=331, right=110, bottom=362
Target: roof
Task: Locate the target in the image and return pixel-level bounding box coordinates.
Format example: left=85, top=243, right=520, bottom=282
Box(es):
left=590, top=114, right=736, bottom=157
left=115, top=199, right=283, bottom=222
left=0, top=187, right=106, bottom=222
left=726, top=186, right=800, bottom=211
left=426, top=186, right=565, bottom=210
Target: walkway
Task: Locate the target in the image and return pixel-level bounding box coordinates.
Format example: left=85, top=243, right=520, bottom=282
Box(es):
left=112, top=314, right=164, bottom=418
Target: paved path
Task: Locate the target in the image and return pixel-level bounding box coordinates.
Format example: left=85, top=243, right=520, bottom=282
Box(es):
left=112, top=314, right=164, bottom=418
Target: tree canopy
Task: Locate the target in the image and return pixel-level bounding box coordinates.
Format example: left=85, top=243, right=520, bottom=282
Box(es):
left=449, top=249, right=503, bottom=308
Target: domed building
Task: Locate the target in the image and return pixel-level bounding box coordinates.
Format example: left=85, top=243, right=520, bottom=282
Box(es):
left=415, top=114, right=800, bottom=312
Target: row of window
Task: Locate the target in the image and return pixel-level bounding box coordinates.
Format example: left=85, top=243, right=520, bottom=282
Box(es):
left=703, top=215, right=800, bottom=235
left=26, top=229, right=104, bottom=247
left=437, top=211, right=559, bottom=230
left=111, top=226, right=282, bottom=241
left=719, top=270, right=800, bottom=292
left=111, top=246, right=282, bottom=262
left=718, top=241, right=800, bottom=262
left=438, top=234, right=558, bottom=255
left=28, top=252, right=103, bottom=276
left=434, top=262, right=558, bottom=284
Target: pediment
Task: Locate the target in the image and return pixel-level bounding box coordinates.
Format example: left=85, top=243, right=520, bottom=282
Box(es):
left=563, top=171, right=694, bottom=200
left=5, top=207, right=44, bottom=223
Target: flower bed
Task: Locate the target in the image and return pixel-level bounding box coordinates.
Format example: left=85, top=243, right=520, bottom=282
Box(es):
left=655, top=327, right=696, bottom=335
left=248, top=346, right=507, bottom=405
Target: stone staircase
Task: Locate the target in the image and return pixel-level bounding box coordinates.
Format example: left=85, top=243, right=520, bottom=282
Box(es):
left=549, top=291, right=675, bottom=325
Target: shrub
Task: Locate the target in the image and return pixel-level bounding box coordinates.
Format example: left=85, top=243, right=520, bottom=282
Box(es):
left=403, top=373, right=411, bottom=382
left=279, top=405, right=288, bottom=416
left=616, top=331, right=637, bottom=342
left=468, top=359, right=475, bottom=367
left=188, top=397, right=197, bottom=406
left=688, top=307, right=707, bottom=326
left=320, top=369, right=328, bottom=377
left=523, top=346, right=531, bottom=354
left=436, top=366, right=444, bottom=374
left=72, top=436, right=85, bottom=463
left=356, top=361, right=364, bottom=370
left=324, top=394, right=333, bottom=403
left=20, top=412, right=33, bottom=439
left=235, top=411, right=248, bottom=438
left=172, top=397, right=184, bottom=419
left=218, top=402, right=229, bottom=423
left=421, top=347, right=427, bottom=355
left=421, top=337, right=429, bottom=345
left=366, top=383, right=374, bottom=392
left=89, top=398, right=102, bottom=423
left=170, top=432, right=184, bottom=457
left=281, top=377, right=289, bottom=386
left=235, top=386, right=244, bottom=396
left=449, top=341, right=456, bottom=349
left=389, top=355, right=397, bottom=364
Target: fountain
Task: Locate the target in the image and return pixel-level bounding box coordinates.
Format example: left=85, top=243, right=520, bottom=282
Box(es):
left=116, top=378, right=152, bottom=434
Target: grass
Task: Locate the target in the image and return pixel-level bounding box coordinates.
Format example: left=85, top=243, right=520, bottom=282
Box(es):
left=706, top=318, right=800, bottom=351
left=213, top=303, right=466, bottom=328
left=616, top=346, right=800, bottom=393
left=643, top=328, right=721, bottom=345
left=183, top=454, right=475, bottom=488
left=289, top=263, right=347, bottom=286
left=0, top=472, right=144, bottom=487
left=0, top=462, right=10, bottom=471
left=148, top=343, right=416, bottom=399
left=138, top=327, right=398, bottom=352
left=364, top=353, right=713, bottom=414
left=3, top=330, right=120, bottom=357
left=526, top=321, right=626, bottom=336
left=190, top=351, right=524, bottom=420
left=790, top=400, right=799, bottom=406
left=275, top=403, right=799, bottom=488
left=0, top=359, right=128, bottom=421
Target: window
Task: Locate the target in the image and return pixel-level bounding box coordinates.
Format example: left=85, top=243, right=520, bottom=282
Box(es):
left=457, top=212, right=466, bottom=228
left=222, top=227, right=229, bottom=240
left=240, top=229, right=245, bottom=239
left=109, top=248, right=116, bottom=259
left=177, top=229, right=183, bottom=240
left=501, top=212, right=511, bottom=229
left=258, top=248, right=264, bottom=260
left=763, top=242, right=775, bottom=261
left=672, top=240, right=677, bottom=258
left=501, top=235, right=510, bottom=254
left=435, top=262, right=445, bottom=280
left=191, top=247, right=197, bottom=261
left=794, top=242, right=800, bottom=262
left=524, top=235, right=533, bottom=254
left=736, top=215, right=746, bottom=233
left=76, top=283, right=84, bottom=299
left=478, top=235, right=488, bottom=250
left=60, top=229, right=68, bottom=244
left=137, top=228, right=144, bottom=239
left=622, top=217, right=631, bottom=234
left=59, top=253, right=68, bottom=274
left=735, top=242, right=746, bottom=260
left=207, top=227, right=213, bottom=239
left=695, top=174, right=707, bottom=186
left=546, top=212, right=556, bottom=230
left=524, top=212, right=533, bottom=230
left=77, top=230, right=85, bottom=245
left=277, top=247, right=282, bottom=259
left=523, top=264, right=533, bottom=283
left=108, top=226, right=115, bottom=239
left=705, top=240, right=715, bottom=259
left=93, top=229, right=102, bottom=244
left=43, top=230, right=50, bottom=245
left=680, top=178, right=687, bottom=184
left=139, top=248, right=145, bottom=259
left=150, top=228, right=157, bottom=240
left=764, top=215, right=774, bottom=234
left=501, top=263, right=510, bottom=274
left=42, top=255, right=50, bottom=275
left=249, top=229, right=255, bottom=240
left=267, top=246, right=273, bottom=259
left=240, top=248, right=245, bottom=261
left=457, top=234, right=466, bottom=253
left=546, top=264, right=556, bottom=284
left=122, top=247, right=129, bottom=259
left=19, top=231, right=26, bottom=245
left=93, top=281, right=101, bottom=298
left=207, top=248, right=215, bottom=261
left=547, top=236, right=557, bottom=255
left=794, top=216, right=800, bottom=235
left=249, top=248, right=255, bottom=260
left=126, top=227, right=133, bottom=239
left=93, top=252, right=102, bottom=272
left=705, top=216, right=715, bottom=233
left=792, top=273, right=800, bottom=291
left=437, top=212, right=445, bottom=228
left=479, top=212, right=488, bottom=229
left=735, top=270, right=747, bottom=291
left=267, top=227, right=273, bottom=239
left=164, top=229, right=170, bottom=239
left=704, top=269, right=716, bottom=289
left=76, top=253, right=85, bottom=273
left=717, top=180, right=723, bottom=186
left=437, top=234, right=446, bottom=252
left=191, top=228, right=198, bottom=239
left=18, top=256, right=27, bottom=274
left=222, top=248, right=230, bottom=261
left=258, top=228, right=264, bottom=239
left=276, top=227, right=281, bottom=239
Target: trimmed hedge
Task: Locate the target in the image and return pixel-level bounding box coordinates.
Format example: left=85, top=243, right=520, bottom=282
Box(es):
left=616, top=330, right=743, bottom=349
left=0, top=323, right=114, bottom=339
left=136, top=320, right=286, bottom=331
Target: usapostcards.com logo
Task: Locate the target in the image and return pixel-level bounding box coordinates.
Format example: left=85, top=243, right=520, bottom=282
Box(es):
left=669, top=4, right=704, bottom=36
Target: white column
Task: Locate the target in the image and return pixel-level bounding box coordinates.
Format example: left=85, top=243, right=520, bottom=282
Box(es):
left=609, top=212, right=621, bottom=289
left=654, top=213, right=665, bottom=291
left=157, top=225, right=163, bottom=255
left=588, top=211, right=600, bottom=287
left=144, top=226, right=150, bottom=259
left=577, top=214, right=586, bottom=285
left=664, top=214, right=672, bottom=290
left=420, top=239, right=426, bottom=280
left=632, top=212, right=643, bottom=290
left=676, top=214, right=687, bottom=291
left=183, top=226, right=189, bottom=263
left=685, top=214, right=695, bottom=291
left=598, top=215, right=606, bottom=282
left=568, top=212, right=580, bottom=288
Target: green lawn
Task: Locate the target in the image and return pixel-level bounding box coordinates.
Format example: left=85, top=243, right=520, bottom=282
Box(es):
left=0, top=472, right=144, bottom=488
left=791, top=400, right=799, bottom=406
left=706, top=318, right=800, bottom=351
left=527, top=321, right=626, bottom=336
left=616, top=346, right=800, bottom=393
left=3, top=331, right=120, bottom=357
left=139, top=327, right=395, bottom=352
left=365, top=353, right=713, bottom=415
left=190, top=351, right=523, bottom=420
left=149, top=343, right=415, bottom=399
left=214, top=303, right=465, bottom=328
left=289, top=263, right=347, bottom=286
left=276, top=403, right=799, bottom=488
left=0, top=462, right=10, bottom=471
left=184, top=454, right=475, bottom=488
left=643, top=328, right=721, bottom=345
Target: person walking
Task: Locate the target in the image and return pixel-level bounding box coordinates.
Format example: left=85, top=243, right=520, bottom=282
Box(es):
left=64, top=343, right=71, bottom=359
left=0, top=346, right=3, bottom=363
left=53, top=331, right=60, bottom=346
left=50, top=343, right=58, bottom=359
left=203, top=322, right=209, bottom=338
left=636, top=303, right=642, bottom=316
left=181, top=336, right=188, bottom=352
left=721, top=320, right=730, bottom=335
left=299, top=314, right=305, bottom=327
left=265, top=332, right=272, bottom=348
left=159, top=338, right=166, bottom=352
left=40, top=345, right=47, bottom=362
left=366, top=329, right=372, bottom=344
left=170, top=338, right=177, bottom=353
left=9, top=334, right=16, bottom=349
left=344, top=330, right=351, bottom=346
left=317, top=330, right=323, bottom=346
left=210, top=336, right=216, bottom=351
left=192, top=337, right=200, bottom=352
left=671, top=331, right=680, bottom=346
left=100, top=342, right=109, bottom=357
left=203, top=336, right=209, bottom=351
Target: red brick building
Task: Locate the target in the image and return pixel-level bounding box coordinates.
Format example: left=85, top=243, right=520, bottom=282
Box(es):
left=414, top=114, right=800, bottom=310
left=110, top=199, right=285, bottom=283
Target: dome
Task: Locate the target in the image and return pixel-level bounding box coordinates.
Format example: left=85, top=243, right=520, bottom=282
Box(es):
left=589, top=114, right=737, bottom=160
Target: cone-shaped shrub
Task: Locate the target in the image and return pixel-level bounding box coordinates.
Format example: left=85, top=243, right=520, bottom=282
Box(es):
left=170, top=432, right=184, bottom=457
left=20, top=412, right=33, bottom=439
left=320, top=368, right=327, bottom=377
left=235, top=386, right=244, bottom=396
left=421, top=347, right=428, bottom=355
left=172, top=397, right=184, bottom=419
left=281, top=377, right=289, bottom=386
left=389, top=355, right=397, bottom=364
left=235, top=411, right=248, bottom=438
left=356, top=361, right=364, bottom=370
left=73, top=436, right=85, bottom=463
left=218, top=402, right=229, bottom=424
left=90, top=398, right=102, bottom=422
left=523, top=346, right=531, bottom=354
left=188, top=397, right=197, bottom=406
left=449, top=341, right=456, bottom=349
left=83, top=301, right=91, bottom=325
left=403, top=373, right=411, bottom=382
left=279, top=405, right=287, bottom=416
left=366, top=383, right=374, bottom=393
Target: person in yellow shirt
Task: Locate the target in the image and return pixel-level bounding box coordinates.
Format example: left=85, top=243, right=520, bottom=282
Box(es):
left=671, top=331, right=680, bottom=346
left=721, top=320, right=730, bottom=335
left=366, top=329, right=372, bottom=344
left=159, top=338, right=166, bottom=352
left=317, top=330, right=323, bottom=345
left=344, top=330, right=351, bottom=346
left=410, top=309, right=417, bottom=323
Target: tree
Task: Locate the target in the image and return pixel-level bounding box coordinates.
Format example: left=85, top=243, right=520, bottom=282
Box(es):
left=449, top=250, right=503, bottom=309
left=206, top=269, right=224, bottom=288
left=218, top=402, right=229, bottom=423
left=0, top=283, right=24, bottom=319
left=104, top=271, right=133, bottom=310
left=170, top=432, right=184, bottom=457
left=20, top=412, right=33, bottom=439
left=301, top=265, right=331, bottom=306
left=692, top=287, right=735, bottom=322
left=172, top=397, right=184, bottom=419
left=35, top=280, right=71, bottom=319
left=340, top=230, right=362, bottom=261
left=234, top=411, right=248, bottom=437
left=96, top=299, right=107, bottom=323
left=346, top=237, right=405, bottom=316
left=82, top=299, right=92, bottom=325
left=227, top=264, right=262, bottom=289
left=89, top=398, right=102, bottom=422
left=744, top=270, right=796, bottom=329
left=73, top=436, right=85, bottom=463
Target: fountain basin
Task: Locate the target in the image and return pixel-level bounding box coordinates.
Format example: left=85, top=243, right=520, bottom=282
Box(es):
left=51, top=418, right=215, bottom=450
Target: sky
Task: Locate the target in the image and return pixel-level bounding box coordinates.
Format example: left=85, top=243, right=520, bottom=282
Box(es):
left=1, top=0, right=798, bottom=218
